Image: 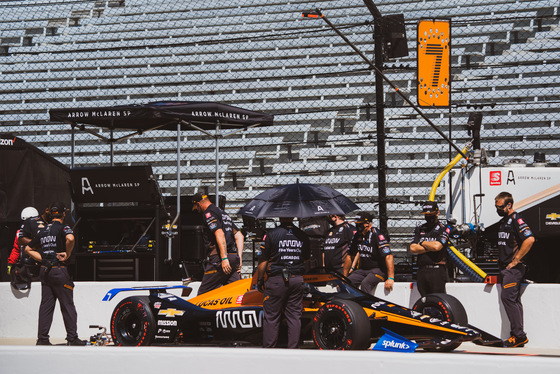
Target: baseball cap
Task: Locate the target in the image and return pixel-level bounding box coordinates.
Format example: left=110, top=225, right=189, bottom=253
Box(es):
left=192, top=193, right=208, bottom=205
left=421, top=201, right=439, bottom=214
left=49, top=202, right=66, bottom=216
left=354, top=211, right=374, bottom=223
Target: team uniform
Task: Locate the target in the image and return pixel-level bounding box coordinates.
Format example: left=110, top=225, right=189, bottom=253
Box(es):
left=497, top=212, right=533, bottom=340
left=18, top=215, right=48, bottom=244
left=411, top=221, right=450, bottom=296
left=197, top=204, right=241, bottom=295
left=7, top=229, right=21, bottom=265
left=348, top=228, right=391, bottom=294
left=9, top=216, right=47, bottom=286
left=323, top=222, right=355, bottom=274
left=258, top=223, right=310, bottom=348
left=28, top=221, right=80, bottom=344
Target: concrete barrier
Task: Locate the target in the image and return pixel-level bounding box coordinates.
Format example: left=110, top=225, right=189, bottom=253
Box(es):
left=1, top=280, right=558, bottom=348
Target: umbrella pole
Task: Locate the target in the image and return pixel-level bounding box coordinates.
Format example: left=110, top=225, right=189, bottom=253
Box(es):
left=215, top=122, right=220, bottom=205
left=167, top=123, right=181, bottom=263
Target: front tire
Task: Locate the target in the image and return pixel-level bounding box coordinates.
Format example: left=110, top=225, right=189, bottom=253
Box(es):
left=111, top=296, right=156, bottom=346
left=413, top=293, right=468, bottom=352
left=312, top=299, right=370, bottom=350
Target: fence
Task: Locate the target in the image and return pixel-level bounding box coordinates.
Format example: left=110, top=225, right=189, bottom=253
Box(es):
left=1, top=0, right=559, bottom=276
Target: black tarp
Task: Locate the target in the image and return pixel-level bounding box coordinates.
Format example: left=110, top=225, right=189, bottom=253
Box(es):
left=49, top=101, right=274, bottom=130
left=0, top=134, right=71, bottom=223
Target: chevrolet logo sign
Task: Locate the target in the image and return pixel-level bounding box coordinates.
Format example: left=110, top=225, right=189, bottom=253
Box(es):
left=546, top=213, right=560, bottom=221
left=158, top=308, right=185, bottom=317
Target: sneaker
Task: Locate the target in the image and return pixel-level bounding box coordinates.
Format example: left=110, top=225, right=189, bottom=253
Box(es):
left=66, top=338, right=87, bottom=346
left=36, top=339, right=52, bottom=346
left=503, top=335, right=528, bottom=348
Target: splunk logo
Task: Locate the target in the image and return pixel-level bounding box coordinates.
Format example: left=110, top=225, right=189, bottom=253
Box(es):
left=0, top=137, right=16, bottom=146
left=382, top=339, right=411, bottom=350
left=216, top=309, right=263, bottom=329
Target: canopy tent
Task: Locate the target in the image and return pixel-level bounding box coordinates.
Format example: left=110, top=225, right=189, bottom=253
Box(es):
left=50, top=101, right=274, bottom=260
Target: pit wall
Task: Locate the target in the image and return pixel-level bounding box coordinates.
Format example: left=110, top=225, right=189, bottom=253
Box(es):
left=1, top=281, right=558, bottom=348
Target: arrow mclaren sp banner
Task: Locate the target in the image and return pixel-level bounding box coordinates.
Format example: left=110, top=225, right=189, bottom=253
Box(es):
left=417, top=19, right=451, bottom=107
left=70, top=165, right=159, bottom=203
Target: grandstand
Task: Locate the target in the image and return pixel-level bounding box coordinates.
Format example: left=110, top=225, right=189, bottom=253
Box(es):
left=1, top=0, right=559, bottom=275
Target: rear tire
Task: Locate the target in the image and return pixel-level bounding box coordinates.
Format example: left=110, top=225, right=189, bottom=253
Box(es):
left=312, top=299, right=370, bottom=350
left=111, top=296, right=156, bottom=346
left=413, top=293, right=468, bottom=352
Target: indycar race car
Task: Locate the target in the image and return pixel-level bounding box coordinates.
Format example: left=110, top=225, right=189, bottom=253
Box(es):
left=103, top=270, right=500, bottom=351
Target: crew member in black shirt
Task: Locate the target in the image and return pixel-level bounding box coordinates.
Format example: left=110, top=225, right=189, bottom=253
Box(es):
left=495, top=191, right=534, bottom=348
left=256, top=217, right=310, bottom=348
left=322, top=214, right=355, bottom=276
left=348, top=212, right=394, bottom=294
left=25, top=202, right=86, bottom=346
left=410, top=201, right=450, bottom=297
left=193, top=193, right=244, bottom=295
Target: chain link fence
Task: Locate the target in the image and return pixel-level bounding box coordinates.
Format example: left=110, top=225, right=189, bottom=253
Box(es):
left=1, top=0, right=559, bottom=276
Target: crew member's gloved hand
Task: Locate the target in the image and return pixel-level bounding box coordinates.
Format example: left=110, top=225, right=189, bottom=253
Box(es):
left=7, top=265, right=12, bottom=275
left=257, top=278, right=265, bottom=293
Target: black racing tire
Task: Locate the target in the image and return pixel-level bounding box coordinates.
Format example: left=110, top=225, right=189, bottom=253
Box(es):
left=312, top=299, right=371, bottom=350
left=412, top=293, right=468, bottom=352
left=111, top=296, right=156, bottom=346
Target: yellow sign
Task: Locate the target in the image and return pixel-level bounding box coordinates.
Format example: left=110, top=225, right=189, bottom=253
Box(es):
left=417, top=20, right=450, bottom=107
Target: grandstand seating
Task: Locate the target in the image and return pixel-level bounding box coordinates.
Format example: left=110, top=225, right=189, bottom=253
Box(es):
left=1, top=0, right=559, bottom=263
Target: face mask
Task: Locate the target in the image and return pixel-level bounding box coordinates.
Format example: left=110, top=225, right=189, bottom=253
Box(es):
left=496, top=208, right=507, bottom=217
left=328, top=216, right=337, bottom=226
left=356, top=223, right=366, bottom=232
left=425, top=215, right=437, bottom=225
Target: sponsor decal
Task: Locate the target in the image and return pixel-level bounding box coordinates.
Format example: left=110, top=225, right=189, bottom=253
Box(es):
left=158, top=308, right=185, bottom=317
left=517, top=218, right=525, bottom=225
left=190, top=110, right=249, bottom=121
left=155, top=335, right=170, bottom=340
left=236, top=295, right=243, bottom=304
left=196, top=297, right=234, bottom=307
left=66, top=110, right=132, bottom=118
left=0, top=137, right=16, bottom=146
left=205, top=212, right=212, bottom=218
left=157, top=329, right=171, bottom=334
left=154, top=302, right=161, bottom=309
left=382, top=339, right=410, bottom=350
left=216, top=310, right=263, bottom=329
left=489, top=171, right=501, bottom=186
left=81, top=177, right=94, bottom=195
left=546, top=213, right=560, bottom=221
left=157, top=320, right=177, bottom=326
left=379, top=235, right=385, bottom=241
left=370, top=301, right=386, bottom=308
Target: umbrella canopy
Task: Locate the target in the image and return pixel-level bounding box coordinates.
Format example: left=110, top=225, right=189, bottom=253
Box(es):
left=239, top=183, right=360, bottom=219
left=49, top=101, right=273, bottom=130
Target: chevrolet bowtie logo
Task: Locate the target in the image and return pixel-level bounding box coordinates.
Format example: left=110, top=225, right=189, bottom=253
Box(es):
left=158, top=308, right=185, bottom=317
left=546, top=213, right=560, bottom=221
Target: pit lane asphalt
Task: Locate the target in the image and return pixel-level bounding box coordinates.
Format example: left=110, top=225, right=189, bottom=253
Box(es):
left=1, top=338, right=559, bottom=356
left=1, top=341, right=559, bottom=374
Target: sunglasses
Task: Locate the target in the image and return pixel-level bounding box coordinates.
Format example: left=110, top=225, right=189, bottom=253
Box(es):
left=495, top=203, right=509, bottom=209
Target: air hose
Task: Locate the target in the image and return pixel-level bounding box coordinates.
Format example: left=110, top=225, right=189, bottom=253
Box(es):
left=428, top=142, right=488, bottom=282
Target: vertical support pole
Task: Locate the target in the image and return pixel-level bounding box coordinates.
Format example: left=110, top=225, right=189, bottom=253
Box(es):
left=215, top=122, right=220, bottom=205
left=363, top=0, right=389, bottom=237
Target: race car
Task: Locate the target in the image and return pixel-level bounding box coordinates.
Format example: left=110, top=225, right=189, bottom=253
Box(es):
left=103, top=270, right=500, bottom=351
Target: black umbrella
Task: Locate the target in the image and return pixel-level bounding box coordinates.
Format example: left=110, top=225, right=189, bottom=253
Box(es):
left=239, top=183, right=360, bottom=219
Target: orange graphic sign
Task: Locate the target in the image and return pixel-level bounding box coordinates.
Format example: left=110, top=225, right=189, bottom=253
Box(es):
left=417, top=20, right=450, bottom=107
